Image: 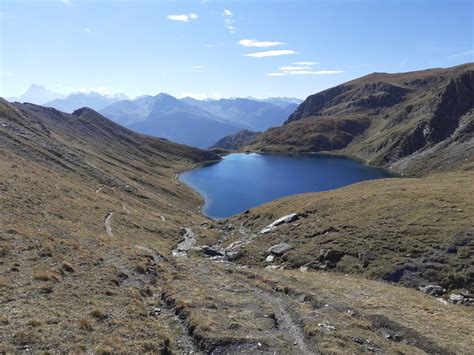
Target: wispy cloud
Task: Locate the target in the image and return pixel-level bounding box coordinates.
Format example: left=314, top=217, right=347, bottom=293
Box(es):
left=192, top=65, right=207, bottom=70
left=448, top=50, right=474, bottom=58
left=239, top=39, right=286, bottom=48
left=83, top=28, right=93, bottom=34
left=293, top=61, right=319, bottom=66
left=167, top=13, right=199, bottom=22
left=226, top=25, right=237, bottom=34
left=245, top=50, right=297, bottom=58
left=268, top=70, right=343, bottom=76
left=58, top=0, right=71, bottom=5
left=267, top=62, right=343, bottom=76
left=216, top=8, right=236, bottom=33
left=0, top=72, right=14, bottom=76
left=205, top=43, right=225, bottom=48
left=280, top=65, right=313, bottom=72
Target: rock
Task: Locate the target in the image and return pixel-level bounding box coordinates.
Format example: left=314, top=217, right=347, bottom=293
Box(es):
left=266, top=242, right=293, bottom=256
left=317, top=248, right=345, bottom=268
left=419, top=285, right=446, bottom=296
left=226, top=249, right=243, bottom=261
left=299, top=266, right=308, bottom=272
left=265, top=265, right=280, bottom=270
left=318, top=323, right=336, bottom=331
left=200, top=246, right=224, bottom=257
left=436, top=297, right=449, bottom=305
left=260, top=213, right=299, bottom=234
left=265, top=255, right=275, bottom=262
left=449, top=294, right=464, bottom=303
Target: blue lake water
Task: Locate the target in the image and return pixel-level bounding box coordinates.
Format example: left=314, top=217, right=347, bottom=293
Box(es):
left=179, top=153, right=390, bottom=219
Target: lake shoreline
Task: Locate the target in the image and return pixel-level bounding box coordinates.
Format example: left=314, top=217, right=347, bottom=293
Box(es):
left=178, top=153, right=393, bottom=219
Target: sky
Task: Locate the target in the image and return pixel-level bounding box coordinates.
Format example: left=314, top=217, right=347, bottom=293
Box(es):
left=1, top=0, right=473, bottom=100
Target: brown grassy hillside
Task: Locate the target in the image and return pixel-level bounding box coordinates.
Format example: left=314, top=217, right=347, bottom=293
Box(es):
left=250, top=63, right=474, bottom=175
left=1, top=98, right=473, bottom=353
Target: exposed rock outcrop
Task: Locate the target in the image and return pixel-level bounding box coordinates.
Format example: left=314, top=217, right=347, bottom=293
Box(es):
left=250, top=63, right=474, bottom=175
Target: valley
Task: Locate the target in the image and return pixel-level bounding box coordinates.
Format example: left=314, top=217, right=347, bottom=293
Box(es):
left=1, top=63, right=474, bottom=354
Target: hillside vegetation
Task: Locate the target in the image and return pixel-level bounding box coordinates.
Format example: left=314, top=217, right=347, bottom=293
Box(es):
left=250, top=63, right=474, bottom=175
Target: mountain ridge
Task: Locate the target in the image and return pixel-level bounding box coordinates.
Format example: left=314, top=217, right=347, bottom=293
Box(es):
left=247, top=62, right=474, bottom=175
left=100, top=94, right=242, bottom=148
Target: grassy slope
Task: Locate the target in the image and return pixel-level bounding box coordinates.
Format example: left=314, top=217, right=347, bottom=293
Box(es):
left=1, top=98, right=473, bottom=353
left=0, top=100, right=217, bottom=352
left=228, top=173, right=473, bottom=292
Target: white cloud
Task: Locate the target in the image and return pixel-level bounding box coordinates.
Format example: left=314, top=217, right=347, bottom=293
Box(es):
left=0, top=72, right=14, bottom=76
left=167, top=13, right=199, bottom=22
left=226, top=25, right=237, bottom=34
left=245, top=50, right=297, bottom=58
left=293, top=61, right=318, bottom=66
left=58, top=0, right=71, bottom=5
left=239, top=39, right=286, bottom=48
left=268, top=61, right=342, bottom=76
left=268, top=70, right=343, bottom=76
left=83, top=28, right=93, bottom=34
left=205, top=43, right=224, bottom=48
left=280, top=65, right=312, bottom=71
left=221, top=13, right=237, bottom=33
left=192, top=65, right=206, bottom=70
left=448, top=50, right=474, bottom=58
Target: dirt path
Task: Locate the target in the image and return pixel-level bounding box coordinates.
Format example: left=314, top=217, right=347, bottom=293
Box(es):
left=172, top=228, right=196, bottom=257
left=229, top=270, right=314, bottom=354
left=105, top=211, right=114, bottom=237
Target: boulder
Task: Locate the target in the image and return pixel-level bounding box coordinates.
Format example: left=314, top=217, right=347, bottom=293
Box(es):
left=260, top=213, right=299, bottom=234
left=266, top=242, right=293, bottom=256
left=200, top=246, right=224, bottom=257
left=449, top=294, right=464, bottom=303
left=265, top=255, right=275, bottom=262
left=419, top=285, right=446, bottom=296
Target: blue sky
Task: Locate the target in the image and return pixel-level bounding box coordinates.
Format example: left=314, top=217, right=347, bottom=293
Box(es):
left=1, top=0, right=473, bottom=99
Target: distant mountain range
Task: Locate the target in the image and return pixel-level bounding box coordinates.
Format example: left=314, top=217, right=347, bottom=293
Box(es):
left=181, top=97, right=299, bottom=131
left=8, top=84, right=65, bottom=105
left=6, top=85, right=300, bottom=148
left=45, top=92, right=129, bottom=113
left=99, top=94, right=242, bottom=148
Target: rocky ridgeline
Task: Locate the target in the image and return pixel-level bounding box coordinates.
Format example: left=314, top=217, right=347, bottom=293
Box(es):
left=250, top=63, right=474, bottom=175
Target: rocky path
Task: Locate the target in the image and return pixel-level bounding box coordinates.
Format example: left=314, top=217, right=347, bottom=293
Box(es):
left=172, top=227, right=196, bottom=257
left=231, top=271, right=314, bottom=354
left=161, top=254, right=316, bottom=353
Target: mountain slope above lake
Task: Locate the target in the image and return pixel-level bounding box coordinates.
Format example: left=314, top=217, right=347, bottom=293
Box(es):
left=250, top=63, right=474, bottom=175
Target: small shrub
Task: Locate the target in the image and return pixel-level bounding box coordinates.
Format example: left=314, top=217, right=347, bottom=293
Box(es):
left=12, top=331, right=37, bottom=346
left=90, top=309, right=108, bottom=321
left=78, top=318, right=93, bottom=331
left=33, top=270, right=60, bottom=282
left=62, top=262, right=75, bottom=273
left=27, top=319, right=43, bottom=327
